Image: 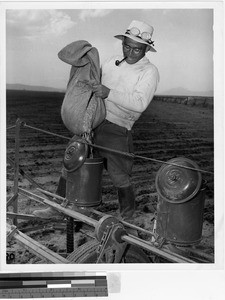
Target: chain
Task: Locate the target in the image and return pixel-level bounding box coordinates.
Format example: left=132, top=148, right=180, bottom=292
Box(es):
left=96, top=225, right=114, bottom=263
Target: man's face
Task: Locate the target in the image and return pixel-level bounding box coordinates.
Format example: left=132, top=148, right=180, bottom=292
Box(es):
left=122, top=37, right=147, bottom=65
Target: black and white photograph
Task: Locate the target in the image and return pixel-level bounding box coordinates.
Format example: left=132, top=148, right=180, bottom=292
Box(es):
left=0, top=1, right=224, bottom=299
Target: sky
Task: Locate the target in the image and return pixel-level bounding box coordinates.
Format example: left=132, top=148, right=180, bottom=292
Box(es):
left=4, top=4, right=216, bottom=96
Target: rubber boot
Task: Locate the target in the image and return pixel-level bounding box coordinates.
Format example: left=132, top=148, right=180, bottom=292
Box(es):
left=117, top=185, right=138, bottom=236
left=33, top=176, right=66, bottom=219
left=118, top=185, right=136, bottom=221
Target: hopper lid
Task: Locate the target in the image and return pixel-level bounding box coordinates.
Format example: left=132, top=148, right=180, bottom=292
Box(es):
left=63, top=135, right=88, bottom=172
left=155, top=157, right=202, bottom=203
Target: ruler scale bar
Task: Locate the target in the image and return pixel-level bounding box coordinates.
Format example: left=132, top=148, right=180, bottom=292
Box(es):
left=0, top=273, right=108, bottom=298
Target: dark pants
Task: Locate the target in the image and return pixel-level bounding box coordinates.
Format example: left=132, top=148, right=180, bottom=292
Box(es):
left=93, top=119, right=134, bottom=188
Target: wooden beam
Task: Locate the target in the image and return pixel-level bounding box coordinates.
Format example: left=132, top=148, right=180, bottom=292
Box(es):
left=7, top=224, right=69, bottom=264
left=7, top=212, right=36, bottom=220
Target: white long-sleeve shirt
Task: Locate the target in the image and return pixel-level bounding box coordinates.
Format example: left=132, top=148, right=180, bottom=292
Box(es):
left=101, top=55, right=159, bottom=130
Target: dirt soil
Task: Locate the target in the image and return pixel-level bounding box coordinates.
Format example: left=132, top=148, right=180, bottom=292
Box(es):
left=6, top=90, right=214, bottom=264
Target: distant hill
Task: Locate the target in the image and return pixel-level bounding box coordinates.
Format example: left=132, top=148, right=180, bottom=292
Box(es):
left=159, top=87, right=213, bottom=97
left=7, top=84, right=213, bottom=98
left=6, top=83, right=65, bottom=93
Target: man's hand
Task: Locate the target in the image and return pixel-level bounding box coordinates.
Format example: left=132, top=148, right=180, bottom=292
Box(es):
left=92, top=84, right=110, bottom=99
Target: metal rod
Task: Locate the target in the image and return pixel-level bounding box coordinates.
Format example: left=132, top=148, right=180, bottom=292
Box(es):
left=36, top=188, right=65, bottom=201
left=7, top=125, right=16, bottom=130
left=86, top=142, right=213, bottom=175
left=86, top=208, right=156, bottom=237
left=182, top=247, right=214, bottom=263
left=122, top=235, right=196, bottom=263
left=13, top=119, right=23, bottom=226
left=122, top=221, right=156, bottom=237
left=24, top=123, right=70, bottom=141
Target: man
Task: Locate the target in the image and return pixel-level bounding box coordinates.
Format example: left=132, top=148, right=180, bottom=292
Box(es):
left=92, top=20, right=160, bottom=221
left=33, top=20, right=159, bottom=221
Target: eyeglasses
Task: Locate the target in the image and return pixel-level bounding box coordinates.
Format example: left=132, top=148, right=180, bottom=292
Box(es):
left=123, top=43, right=143, bottom=54
left=125, top=27, right=154, bottom=45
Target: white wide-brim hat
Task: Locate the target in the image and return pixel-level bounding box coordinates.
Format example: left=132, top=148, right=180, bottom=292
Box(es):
left=114, top=20, right=156, bottom=52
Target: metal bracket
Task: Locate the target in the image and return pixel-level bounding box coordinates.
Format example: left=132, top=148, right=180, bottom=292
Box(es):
left=152, top=236, right=166, bottom=248
left=61, top=198, right=69, bottom=208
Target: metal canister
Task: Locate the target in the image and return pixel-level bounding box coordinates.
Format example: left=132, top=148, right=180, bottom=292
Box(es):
left=65, top=157, right=104, bottom=207
left=155, top=157, right=206, bottom=246
left=63, top=137, right=104, bottom=207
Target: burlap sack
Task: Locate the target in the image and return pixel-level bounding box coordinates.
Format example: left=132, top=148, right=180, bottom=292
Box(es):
left=58, top=41, right=106, bottom=135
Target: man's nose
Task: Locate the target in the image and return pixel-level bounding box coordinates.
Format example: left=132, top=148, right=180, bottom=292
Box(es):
left=127, top=48, right=134, bottom=56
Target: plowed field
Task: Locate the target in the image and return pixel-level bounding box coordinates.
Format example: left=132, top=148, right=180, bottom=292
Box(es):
left=6, top=90, right=214, bottom=264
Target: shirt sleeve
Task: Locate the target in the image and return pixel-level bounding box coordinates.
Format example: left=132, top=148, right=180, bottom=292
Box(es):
left=106, top=66, right=159, bottom=113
